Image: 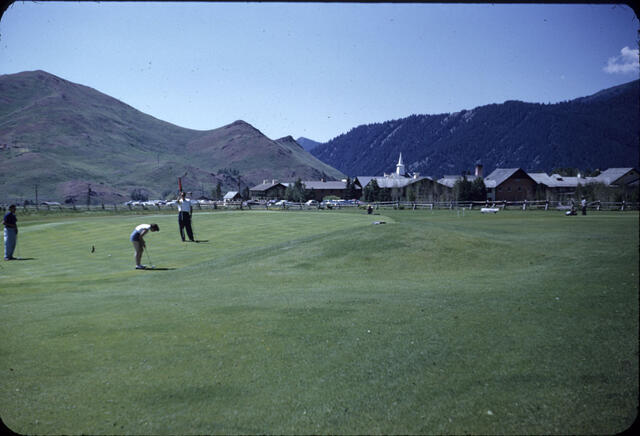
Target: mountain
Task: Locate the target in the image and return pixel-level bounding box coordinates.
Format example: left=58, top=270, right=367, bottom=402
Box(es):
left=296, top=137, right=322, bottom=152
left=0, top=70, right=343, bottom=203
left=310, top=80, right=639, bottom=178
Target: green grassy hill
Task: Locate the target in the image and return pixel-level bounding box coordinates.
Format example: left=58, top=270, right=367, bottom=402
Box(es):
left=0, top=70, right=344, bottom=203
left=1, top=209, right=637, bottom=434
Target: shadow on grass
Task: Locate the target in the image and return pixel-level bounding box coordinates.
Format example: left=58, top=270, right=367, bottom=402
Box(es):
left=141, top=267, right=176, bottom=271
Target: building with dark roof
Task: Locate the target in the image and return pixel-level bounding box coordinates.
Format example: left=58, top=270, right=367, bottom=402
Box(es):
left=249, top=181, right=287, bottom=200
left=484, top=168, right=538, bottom=201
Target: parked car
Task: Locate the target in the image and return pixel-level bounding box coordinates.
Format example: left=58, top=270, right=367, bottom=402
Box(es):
left=305, top=200, right=318, bottom=206
left=275, top=200, right=289, bottom=206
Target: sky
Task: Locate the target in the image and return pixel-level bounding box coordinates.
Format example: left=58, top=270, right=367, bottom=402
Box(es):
left=0, top=2, right=638, bottom=143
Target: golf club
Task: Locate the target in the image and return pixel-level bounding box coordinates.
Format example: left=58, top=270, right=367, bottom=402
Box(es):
left=144, top=245, right=156, bottom=269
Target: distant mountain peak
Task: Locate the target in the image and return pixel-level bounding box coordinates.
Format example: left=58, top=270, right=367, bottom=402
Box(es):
left=276, top=135, right=296, bottom=142
left=230, top=119, right=250, bottom=126
left=296, top=137, right=322, bottom=152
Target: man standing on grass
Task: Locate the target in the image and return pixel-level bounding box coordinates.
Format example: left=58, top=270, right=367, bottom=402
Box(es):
left=130, top=223, right=159, bottom=269
left=3, top=204, right=18, bottom=261
left=177, top=191, right=195, bottom=242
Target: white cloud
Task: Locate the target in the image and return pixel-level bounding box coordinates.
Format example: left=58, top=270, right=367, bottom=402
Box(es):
left=603, top=46, right=639, bottom=74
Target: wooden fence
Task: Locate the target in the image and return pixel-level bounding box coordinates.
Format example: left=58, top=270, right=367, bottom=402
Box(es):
left=2, top=199, right=638, bottom=215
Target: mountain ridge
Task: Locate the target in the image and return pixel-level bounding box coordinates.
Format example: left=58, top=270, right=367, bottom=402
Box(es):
left=311, top=80, right=639, bottom=178
left=0, top=70, right=343, bottom=203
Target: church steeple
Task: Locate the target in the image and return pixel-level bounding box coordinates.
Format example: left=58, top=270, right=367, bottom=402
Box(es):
left=396, top=153, right=406, bottom=176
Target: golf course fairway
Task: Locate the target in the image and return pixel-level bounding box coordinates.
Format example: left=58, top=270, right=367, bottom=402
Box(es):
left=1, top=209, right=637, bottom=434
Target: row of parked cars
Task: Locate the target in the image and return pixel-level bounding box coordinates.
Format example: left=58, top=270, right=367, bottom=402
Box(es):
left=265, top=199, right=361, bottom=208
left=124, top=199, right=215, bottom=207
left=123, top=199, right=362, bottom=208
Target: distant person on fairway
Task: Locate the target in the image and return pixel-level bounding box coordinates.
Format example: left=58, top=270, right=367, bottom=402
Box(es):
left=130, top=223, right=159, bottom=269
left=177, top=191, right=195, bottom=242
left=3, top=204, right=18, bottom=260
left=581, top=197, right=587, bottom=215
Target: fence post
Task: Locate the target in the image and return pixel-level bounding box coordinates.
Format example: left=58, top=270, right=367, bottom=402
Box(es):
left=522, top=200, right=527, bottom=211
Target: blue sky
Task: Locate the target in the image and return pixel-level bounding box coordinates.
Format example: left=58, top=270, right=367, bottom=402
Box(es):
left=1, top=2, right=638, bottom=142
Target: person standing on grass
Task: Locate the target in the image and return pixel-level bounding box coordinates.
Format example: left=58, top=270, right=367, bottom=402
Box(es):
left=130, top=223, right=159, bottom=269
left=3, top=204, right=18, bottom=260
left=177, top=191, right=195, bottom=242
left=581, top=197, right=587, bottom=215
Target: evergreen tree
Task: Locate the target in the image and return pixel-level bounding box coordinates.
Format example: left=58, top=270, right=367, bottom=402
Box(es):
left=407, top=184, right=417, bottom=202
left=363, top=183, right=374, bottom=202
left=284, top=184, right=294, bottom=201
left=286, top=178, right=307, bottom=202
left=345, top=177, right=360, bottom=200
left=130, top=188, right=148, bottom=201
left=241, top=186, right=250, bottom=200
left=453, top=176, right=473, bottom=201
left=371, top=179, right=382, bottom=201
left=470, top=177, right=487, bottom=201
left=344, top=177, right=353, bottom=199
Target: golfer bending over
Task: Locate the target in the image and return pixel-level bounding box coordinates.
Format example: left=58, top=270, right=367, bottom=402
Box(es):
left=130, top=223, right=159, bottom=269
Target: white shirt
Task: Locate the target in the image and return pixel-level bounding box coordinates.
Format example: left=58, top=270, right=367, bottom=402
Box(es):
left=135, top=224, right=151, bottom=234
left=178, top=198, right=193, bottom=213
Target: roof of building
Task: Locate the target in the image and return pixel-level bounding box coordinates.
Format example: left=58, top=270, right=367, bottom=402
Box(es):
left=223, top=191, right=239, bottom=199
left=493, top=167, right=639, bottom=188
left=483, top=168, right=522, bottom=187
left=528, top=173, right=591, bottom=188
left=591, top=168, right=639, bottom=185
left=437, top=174, right=480, bottom=188
left=356, top=175, right=432, bottom=189
left=528, top=172, right=554, bottom=186
left=250, top=182, right=285, bottom=191
left=301, top=180, right=348, bottom=190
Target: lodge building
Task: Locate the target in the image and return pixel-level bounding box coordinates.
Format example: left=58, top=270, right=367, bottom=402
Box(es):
left=248, top=155, right=639, bottom=202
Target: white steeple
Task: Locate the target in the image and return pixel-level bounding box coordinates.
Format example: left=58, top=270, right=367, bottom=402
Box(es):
left=396, top=153, right=406, bottom=177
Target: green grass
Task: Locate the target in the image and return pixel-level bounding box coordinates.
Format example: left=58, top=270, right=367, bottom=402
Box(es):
left=1, top=209, right=637, bottom=434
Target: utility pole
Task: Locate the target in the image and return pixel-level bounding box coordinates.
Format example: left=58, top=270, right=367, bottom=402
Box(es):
left=35, top=184, right=38, bottom=210
left=87, top=184, right=91, bottom=209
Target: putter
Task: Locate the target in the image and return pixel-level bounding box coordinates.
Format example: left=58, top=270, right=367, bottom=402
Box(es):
left=144, top=246, right=156, bottom=269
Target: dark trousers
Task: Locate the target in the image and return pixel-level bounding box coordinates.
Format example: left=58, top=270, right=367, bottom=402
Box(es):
left=179, top=212, right=194, bottom=241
